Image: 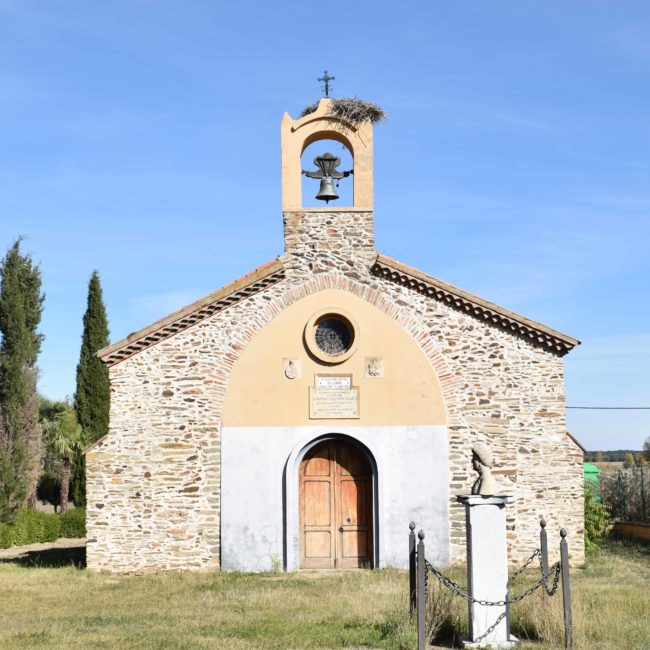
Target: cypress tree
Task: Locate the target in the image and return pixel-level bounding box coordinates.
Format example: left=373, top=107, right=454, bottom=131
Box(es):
left=0, top=239, right=45, bottom=521
left=73, top=271, right=110, bottom=505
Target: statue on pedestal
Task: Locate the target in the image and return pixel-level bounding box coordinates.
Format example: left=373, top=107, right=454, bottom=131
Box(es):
left=471, top=442, right=497, bottom=496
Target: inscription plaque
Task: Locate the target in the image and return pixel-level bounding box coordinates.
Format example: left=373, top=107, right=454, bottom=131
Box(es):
left=316, top=374, right=351, bottom=390
left=309, top=387, right=360, bottom=419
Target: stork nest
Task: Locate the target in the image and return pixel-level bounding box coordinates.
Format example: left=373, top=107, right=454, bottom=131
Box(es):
left=300, top=98, right=386, bottom=126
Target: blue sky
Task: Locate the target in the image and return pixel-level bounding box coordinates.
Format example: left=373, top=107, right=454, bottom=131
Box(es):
left=1, top=1, right=648, bottom=450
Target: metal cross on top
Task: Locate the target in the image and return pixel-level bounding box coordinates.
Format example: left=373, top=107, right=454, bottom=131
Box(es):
left=318, top=70, right=335, bottom=98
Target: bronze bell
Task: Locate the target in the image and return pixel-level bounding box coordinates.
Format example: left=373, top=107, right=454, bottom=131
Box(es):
left=315, top=176, right=339, bottom=203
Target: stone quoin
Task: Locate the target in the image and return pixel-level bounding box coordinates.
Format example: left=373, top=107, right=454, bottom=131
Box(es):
left=85, top=99, right=583, bottom=573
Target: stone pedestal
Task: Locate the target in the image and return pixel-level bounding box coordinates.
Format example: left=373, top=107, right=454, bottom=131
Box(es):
left=457, top=495, right=519, bottom=649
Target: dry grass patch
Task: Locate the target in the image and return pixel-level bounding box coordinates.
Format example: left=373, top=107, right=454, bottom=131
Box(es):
left=0, top=540, right=647, bottom=649
left=509, top=539, right=649, bottom=649
left=0, top=566, right=414, bottom=650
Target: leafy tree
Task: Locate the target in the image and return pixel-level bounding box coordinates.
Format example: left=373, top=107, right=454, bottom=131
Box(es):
left=38, top=395, right=69, bottom=456
left=73, top=271, right=110, bottom=505
left=594, top=451, right=605, bottom=463
left=636, top=453, right=646, bottom=467
left=0, top=239, right=45, bottom=521
left=43, top=404, right=85, bottom=514
left=644, top=436, right=650, bottom=462
left=624, top=452, right=635, bottom=469
left=36, top=470, right=61, bottom=511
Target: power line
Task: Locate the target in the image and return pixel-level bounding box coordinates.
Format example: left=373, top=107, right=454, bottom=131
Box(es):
left=566, top=406, right=650, bottom=410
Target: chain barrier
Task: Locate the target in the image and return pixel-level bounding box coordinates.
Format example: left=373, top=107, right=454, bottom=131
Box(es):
left=509, top=547, right=561, bottom=597
left=508, top=548, right=540, bottom=584
left=539, top=555, right=561, bottom=597
left=422, top=551, right=561, bottom=607
left=470, top=556, right=561, bottom=645
left=473, top=610, right=507, bottom=644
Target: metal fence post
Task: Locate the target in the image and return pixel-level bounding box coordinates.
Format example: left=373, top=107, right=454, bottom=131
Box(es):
left=640, top=467, right=646, bottom=521
left=417, top=530, right=426, bottom=650
left=540, top=519, right=548, bottom=579
left=409, top=522, right=416, bottom=615
left=560, top=528, right=573, bottom=649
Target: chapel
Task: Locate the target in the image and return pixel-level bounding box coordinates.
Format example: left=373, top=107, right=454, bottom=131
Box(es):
left=85, top=99, right=583, bottom=573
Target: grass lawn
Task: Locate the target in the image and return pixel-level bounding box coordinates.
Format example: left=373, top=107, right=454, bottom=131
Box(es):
left=0, top=540, right=648, bottom=649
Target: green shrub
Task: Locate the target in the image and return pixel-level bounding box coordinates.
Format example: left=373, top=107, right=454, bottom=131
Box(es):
left=0, top=523, right=11, bottom=549
left=9, top=509, right=61, bottom=546
left=0, top=507, right=85, bottom=549
left=36, top=470, right=61, bottom=510
left=60, top=507, right=86, bottom=538
left=585, top=484, right=611, bottom=553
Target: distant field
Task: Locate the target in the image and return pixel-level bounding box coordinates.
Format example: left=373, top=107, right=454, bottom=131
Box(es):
left=594, top=461, right=624, bottom=473
left=0, top=540, right=647, bottom=649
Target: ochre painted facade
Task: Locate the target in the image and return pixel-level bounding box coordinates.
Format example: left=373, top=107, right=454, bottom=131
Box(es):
left=223, top=289, right=445, bottom=427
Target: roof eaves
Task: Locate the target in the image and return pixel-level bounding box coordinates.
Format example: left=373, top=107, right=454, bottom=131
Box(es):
left=82, top=434, right=109, bottom=455
left=566, top=431, right=586, bottom=453
left=372, top=253, right=580, bottom=356
left=97, top=259, right=285, bottom=367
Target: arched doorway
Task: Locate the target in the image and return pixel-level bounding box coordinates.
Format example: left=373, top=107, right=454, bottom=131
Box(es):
left=299, top=439, right=373, bottom=569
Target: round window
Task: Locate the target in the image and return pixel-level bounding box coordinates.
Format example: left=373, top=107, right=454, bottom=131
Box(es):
left=315, top=318, right=352, bottom=356
left=305, top=309, right=359, bottom=364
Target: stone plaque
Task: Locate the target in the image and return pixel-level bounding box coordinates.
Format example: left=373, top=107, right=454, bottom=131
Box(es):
left=316, top=374, right=351, bottom=390
left=309, top=387, right=360, bottom=419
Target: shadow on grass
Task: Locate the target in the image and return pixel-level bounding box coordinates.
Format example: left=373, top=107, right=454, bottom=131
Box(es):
left=607, top=533, right=650, bottom=554
left=0, top=545, right=86, bottom=568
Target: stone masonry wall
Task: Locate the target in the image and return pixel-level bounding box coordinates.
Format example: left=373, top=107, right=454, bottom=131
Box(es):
left=87, top=209, right=583, bottom=571
left=282, top=210, right=376, bottom=280
left=86, top=281, right=289, bottom=572
left=281, top=208, right=584, bottom=564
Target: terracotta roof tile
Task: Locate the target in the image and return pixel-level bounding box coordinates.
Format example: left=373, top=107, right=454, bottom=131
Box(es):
left=97, top=259, right=285, bottom=366
left=98, top=252, right=579, bottom=367
left=372, top=253, right=579, bottom=356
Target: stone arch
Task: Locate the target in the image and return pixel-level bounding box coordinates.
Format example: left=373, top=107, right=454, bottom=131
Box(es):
left=222, top=272, right=460, bottom=428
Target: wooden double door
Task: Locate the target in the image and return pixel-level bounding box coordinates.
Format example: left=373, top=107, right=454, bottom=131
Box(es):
left=299, top=439, right=373, bottom=569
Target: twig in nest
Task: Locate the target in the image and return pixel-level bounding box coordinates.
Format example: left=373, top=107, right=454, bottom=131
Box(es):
left=300, top=98, right=386, bottom=126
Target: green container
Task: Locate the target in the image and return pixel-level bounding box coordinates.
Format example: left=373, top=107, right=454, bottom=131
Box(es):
left=584, top=462, right=602, bottom=501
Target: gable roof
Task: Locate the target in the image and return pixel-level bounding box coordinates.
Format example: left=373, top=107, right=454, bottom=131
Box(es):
left=97, top=259, right=285, bottom=367
left=372, top=253, right=579, bottom=356
left=566, top=431, right=587, bottom=453
left=97, top=252, right=579, bottom=367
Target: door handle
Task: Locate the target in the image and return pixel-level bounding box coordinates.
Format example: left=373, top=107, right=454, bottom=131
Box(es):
left=339, top=526, right=344, bottom=532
